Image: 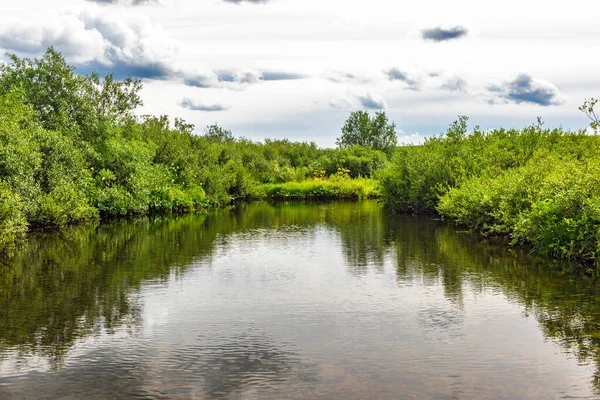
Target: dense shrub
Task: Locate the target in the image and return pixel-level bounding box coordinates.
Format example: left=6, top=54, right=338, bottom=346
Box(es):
left=0, top=182, right=27, bottom=247
left=0, top=48, right=389, bottom=249
left=381, top=116, right=600, bottom=267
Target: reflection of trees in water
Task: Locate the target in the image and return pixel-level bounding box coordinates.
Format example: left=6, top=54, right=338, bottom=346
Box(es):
left=2, top=200, right=600, bottom=393
left=0, top=200, right=389, bottom=368
left=0, top=215, right=220, bottom=366
left=386, top=212, right=600, bottom=393
left=330, top=201, right=387, bottom=274
left=388, top=215, right=468, bottom=305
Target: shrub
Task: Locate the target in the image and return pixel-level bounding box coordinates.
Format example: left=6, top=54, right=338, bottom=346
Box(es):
left=0, top=182, right=28, bottom=247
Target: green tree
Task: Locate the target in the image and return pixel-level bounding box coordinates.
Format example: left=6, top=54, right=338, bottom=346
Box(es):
left=0, top=47, right=142, bottom=138
left=336, top=110, right=398, bottom=156
left=580, top=98, right=599, bottom=133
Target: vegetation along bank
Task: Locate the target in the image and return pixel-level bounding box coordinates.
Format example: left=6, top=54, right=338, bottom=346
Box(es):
left=0, top=48, right=389, bottom=248
left=1, top=47, right=599, bottom=271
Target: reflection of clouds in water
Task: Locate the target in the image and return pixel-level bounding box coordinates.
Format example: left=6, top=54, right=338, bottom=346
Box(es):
left=0, top=329, right=318, bottom=399
left=417, top=306, right=464, bottom=341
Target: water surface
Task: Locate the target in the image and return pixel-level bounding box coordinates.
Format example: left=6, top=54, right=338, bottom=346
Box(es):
left=1, top=200, right=600, bottom=399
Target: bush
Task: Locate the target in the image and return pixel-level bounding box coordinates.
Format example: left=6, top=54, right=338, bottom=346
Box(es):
left=0, top=48, right=389, bottom=248
left=381, top=115, right=600, bottom=267
left=0, top=182, right=28, bottom=247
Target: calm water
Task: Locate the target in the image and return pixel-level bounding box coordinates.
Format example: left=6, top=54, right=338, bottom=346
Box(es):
left=1, top=200, right=600, bottom=399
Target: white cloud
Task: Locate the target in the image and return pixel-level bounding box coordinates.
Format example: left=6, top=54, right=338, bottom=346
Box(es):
left=0, top=7, right=180, bottom=75
left=0, top=0, right=598, bottom=145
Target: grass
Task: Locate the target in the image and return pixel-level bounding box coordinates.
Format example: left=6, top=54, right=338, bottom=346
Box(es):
left=257, top=177, right=379, bottom=200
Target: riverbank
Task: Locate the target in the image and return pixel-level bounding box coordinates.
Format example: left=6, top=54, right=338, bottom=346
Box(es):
left=1, top=49, right=599, bottom=270
left=257, top=177, right=379, bottom=200
left=0, top=49, right=386, bottom=250
left=379, top=117, right=600, bottom=270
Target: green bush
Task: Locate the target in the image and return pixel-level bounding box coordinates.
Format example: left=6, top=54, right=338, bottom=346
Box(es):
left=36, top=182, right=98, bottom=226
left=0, top=182, right=27, bottom=247
left=381, top=115, right=600, bottom=267
left=0, top=48, right=389, bottom=249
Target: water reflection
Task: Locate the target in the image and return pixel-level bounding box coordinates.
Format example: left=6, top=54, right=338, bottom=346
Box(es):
left=0, top=200, right=599, bottom=398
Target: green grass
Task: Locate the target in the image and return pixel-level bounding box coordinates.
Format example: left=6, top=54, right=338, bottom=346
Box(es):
left=257, top=177, right=379, bottom=200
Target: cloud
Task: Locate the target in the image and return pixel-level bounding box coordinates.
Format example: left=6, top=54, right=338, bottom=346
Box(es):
left=441, top=77, right=467, bottom=92
left=328, top=98, right=352, bottom=109
left=357, top=92, right=386, bottom=110
left=421, top=26, right=468, bottom=42
left=180, top=98, right=230, bottom=112
left=183, top=69, right=305, bottom=88
left=86, top=0, right=163, bottom=5
left=328, top=91, right=387, bottom=110
left=216, top=70, right=262, bottom=84
left=0, top=9, right=179, bottom=79
left=486, top=74, right=566, bottom=106
left=324, top=70, right=370, bottom=84
left=183, top=72, right=219, bottom=88
left=261, top=71, right=305, bottom=81
left=0, top=16, right=107, bottom=63
left=0, top=10, right=305, bottom=89
left=223, top=0, right=271, bottom=3
left=385, top=68, right=420, bottom=90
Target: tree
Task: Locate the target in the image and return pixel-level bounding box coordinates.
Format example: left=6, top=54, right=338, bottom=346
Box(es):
left=0, top=47, right=143, bottom=136
left=336, top=110, right=397, bottom=156
left=579, top=98, right=599, bottom=134
left=204, top=124, right=234, bottom=142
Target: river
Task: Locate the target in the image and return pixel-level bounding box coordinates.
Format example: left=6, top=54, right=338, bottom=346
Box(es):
left=0, top=200, right=599, bottom=399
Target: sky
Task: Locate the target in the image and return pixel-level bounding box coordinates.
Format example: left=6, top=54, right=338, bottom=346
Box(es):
left=0, top=0, right=599, bottom=147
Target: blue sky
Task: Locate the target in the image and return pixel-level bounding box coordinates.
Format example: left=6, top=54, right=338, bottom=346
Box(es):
left=1, top=0, right=599, bottom=147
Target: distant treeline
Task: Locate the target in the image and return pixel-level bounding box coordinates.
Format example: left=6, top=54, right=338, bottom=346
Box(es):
left=379, top=116, right=600, bottom=269
left=0, top=48, right=386, bottom=248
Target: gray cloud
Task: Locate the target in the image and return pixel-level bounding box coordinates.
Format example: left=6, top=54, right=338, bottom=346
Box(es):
left=261, top=71, right=305, bottom=81
left=180, top=98, right=230, bottom=112
left=486, top=74, right=565, bottom=106
left=421, top=26, right=468, bottom=42
left=183, top=69, right=305, bottom=88
left=216, top=70, right=261, bottom=84
left=385, top=68, right=420, bottom=90
left=441, top=77, right=467, bottom=92
left=357, top=92, right=386, bottom=110
left=183, top=74, right=216, bottom=88
left=78, top=61, right=173, bottom=80
left=328, top=92, right=387, bottom=110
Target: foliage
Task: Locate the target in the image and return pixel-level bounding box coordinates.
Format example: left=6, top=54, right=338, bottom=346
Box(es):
left=258, top=175, right=379, bottom=200
left=0, top=181, right=27, bottom=247
left=380, top=115, right=600, bottom=267
left=0, top=48, right=389, bottom=249
left=336, top=110, right=398, bottom=156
